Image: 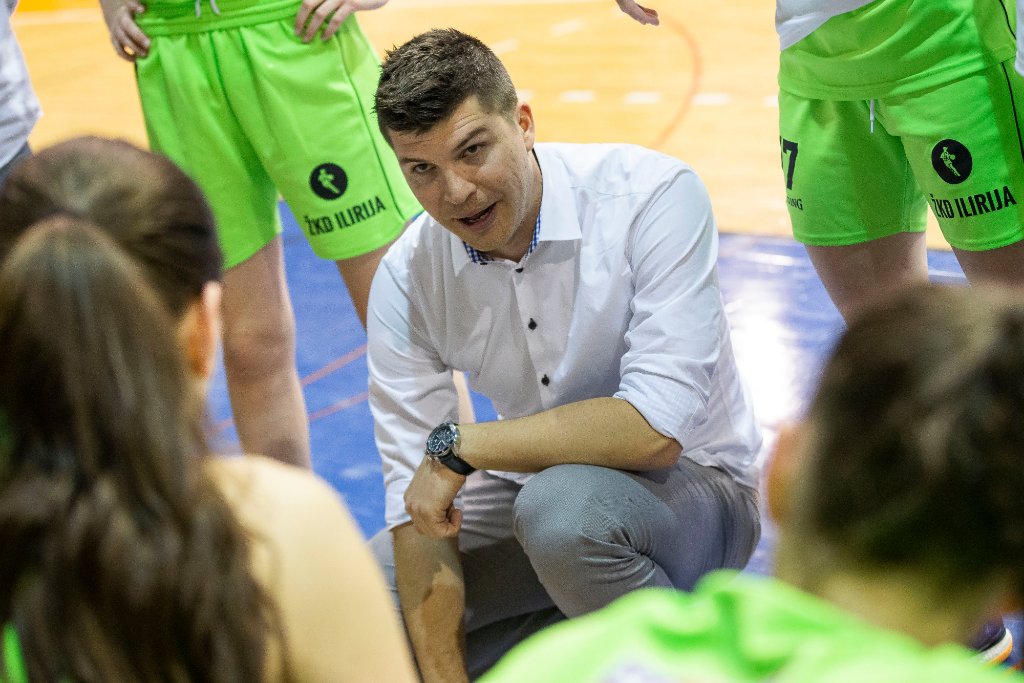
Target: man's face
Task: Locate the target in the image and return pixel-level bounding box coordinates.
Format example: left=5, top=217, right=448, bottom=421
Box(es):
left=389, top=96, right=542, bottom=262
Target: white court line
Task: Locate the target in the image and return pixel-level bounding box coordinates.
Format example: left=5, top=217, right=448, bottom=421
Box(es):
left=624, top=91, right=662, bottom=105
left=516, top=88, right=535, bottom=102
left=550, top=18, right=585, bottom=36
left=492, top=38, right=520, bottom=55
left=692, top=92, right=732, bottom=106
left=762, top=95, right=779, bottom=108
left=560, top=90, right=596, bottom=103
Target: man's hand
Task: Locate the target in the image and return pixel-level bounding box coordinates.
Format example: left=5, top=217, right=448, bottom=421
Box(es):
left=404, top=457, right=467, bottom=539
left=615, top=0, right=659, bottom=25
left=100, top=0, right=150, bottom=61
left=294, top=0, right=388, bottom=42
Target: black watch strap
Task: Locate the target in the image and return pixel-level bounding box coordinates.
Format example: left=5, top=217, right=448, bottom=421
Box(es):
left=435, top=450, right=476, bottom=475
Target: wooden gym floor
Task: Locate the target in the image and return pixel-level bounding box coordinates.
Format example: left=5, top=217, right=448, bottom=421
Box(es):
left=12, top=0, right=948, bottom=246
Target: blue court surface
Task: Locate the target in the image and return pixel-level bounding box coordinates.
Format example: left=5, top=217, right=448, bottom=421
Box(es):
left=206, top=202, right=1022, bottom=662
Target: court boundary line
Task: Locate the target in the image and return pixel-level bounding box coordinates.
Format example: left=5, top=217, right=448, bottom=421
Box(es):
left=650, top=14, right=702, bottom=150
left=213, top=345, right=368, bottom=434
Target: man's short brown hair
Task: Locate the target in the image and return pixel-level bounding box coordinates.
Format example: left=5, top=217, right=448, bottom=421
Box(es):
left=375, top=28, right=518, bottom=141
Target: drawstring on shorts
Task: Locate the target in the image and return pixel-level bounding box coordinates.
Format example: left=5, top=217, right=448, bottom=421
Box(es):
left=195, top=0, right=221, bottom=17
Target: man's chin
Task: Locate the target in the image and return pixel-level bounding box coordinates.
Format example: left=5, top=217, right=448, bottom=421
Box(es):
left=453, top=229, right=497, bottom=253
left=464, top=239, right=494, bottom=255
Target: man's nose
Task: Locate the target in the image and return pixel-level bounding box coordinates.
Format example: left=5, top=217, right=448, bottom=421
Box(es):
left=442, top=168, right=476, bottom=206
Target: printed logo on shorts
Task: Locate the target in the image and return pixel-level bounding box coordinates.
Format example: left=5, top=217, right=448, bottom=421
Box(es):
left=931, top=139, right=972, bottom=185
left=309, top=163, right=348, bottom=200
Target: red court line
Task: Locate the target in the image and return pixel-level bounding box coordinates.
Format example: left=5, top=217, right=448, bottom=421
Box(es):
left=649, top=14, right=703, bottom=151
left=212, top=344, right=369, bottom=433
left=301, top=344, right=367, bottom=386
left=308, top=391, right=371, bottom=422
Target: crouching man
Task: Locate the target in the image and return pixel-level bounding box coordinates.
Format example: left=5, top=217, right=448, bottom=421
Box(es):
left=367, top=28, right=762, bottom=682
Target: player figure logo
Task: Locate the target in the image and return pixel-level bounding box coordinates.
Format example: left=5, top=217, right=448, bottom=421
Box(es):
left=309, top=163, right=349, bottom=200
left=939, top=147, right=959, bottom=177
left=931, top=139, right=972, bottom=185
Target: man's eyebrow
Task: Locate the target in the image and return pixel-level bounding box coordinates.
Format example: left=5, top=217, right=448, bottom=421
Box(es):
left=453, top=126, right=490, bottom=151
left=397, top=126, right=491, bottom=165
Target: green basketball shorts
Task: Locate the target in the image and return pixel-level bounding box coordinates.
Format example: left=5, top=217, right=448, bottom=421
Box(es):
left=779, top=59, right=1024, bottom=251
left=135, top=0, right=420, bottom=268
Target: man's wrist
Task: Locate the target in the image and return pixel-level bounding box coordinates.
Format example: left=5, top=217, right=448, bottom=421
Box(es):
left=425, top=421, right=476, bottom=475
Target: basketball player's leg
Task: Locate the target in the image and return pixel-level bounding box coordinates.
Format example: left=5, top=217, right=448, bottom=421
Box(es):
left=248, top=16, right=419, bottom=327
left=805, top=234, right=928, bottom=321
left=222, top=237, right=312, bottom=468
left=889, top=61, right=1024, bottom=664
left=952, top=240, right=1024, bottom=286
left=335, top=245, right=389, bottom=328
left=779, top=93, right=929, bottom=321
left=135, top=29, right=312, bottom=468
left=895, top=60, right=1024, bottom=290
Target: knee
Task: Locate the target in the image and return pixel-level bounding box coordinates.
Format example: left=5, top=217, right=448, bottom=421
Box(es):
left=221, top=313, right=296, bottom=379
left=513, top=465, right=617, bottom=565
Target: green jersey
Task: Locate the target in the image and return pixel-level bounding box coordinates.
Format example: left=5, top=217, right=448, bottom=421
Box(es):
left=482, top=571, right=1015, bottom=683
left=779, top=0, right=1017, bottom=99
left=0, top=625, right=26, bottom=683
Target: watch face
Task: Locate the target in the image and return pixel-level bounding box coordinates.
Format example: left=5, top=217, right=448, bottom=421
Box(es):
left=426, top=423, right=456, bottom=455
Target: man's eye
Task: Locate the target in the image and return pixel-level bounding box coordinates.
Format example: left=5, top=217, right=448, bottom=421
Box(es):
left=410, top=164, right=432, bottom=174
left=464, top=144, right=483, bottom=156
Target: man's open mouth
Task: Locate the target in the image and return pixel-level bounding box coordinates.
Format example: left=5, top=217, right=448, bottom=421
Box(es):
left=459, top=203, right=496, bottom=226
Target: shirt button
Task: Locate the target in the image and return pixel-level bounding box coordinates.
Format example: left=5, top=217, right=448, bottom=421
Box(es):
left=528, top=318, right=537, bottom=330
left=541, top=374, right=550, bottom=386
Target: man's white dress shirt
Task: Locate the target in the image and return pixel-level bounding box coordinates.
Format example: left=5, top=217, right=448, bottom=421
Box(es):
left=368, top=143, right=761, bottom=530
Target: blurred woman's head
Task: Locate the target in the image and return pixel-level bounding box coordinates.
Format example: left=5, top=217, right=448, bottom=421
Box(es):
left=771, top=283, right=1024, bottom=634
left=0, top=136, right=225, bottom=382
left=0, top=168, right=272, bottom=681
left=0, top=135, right=221, bottom=319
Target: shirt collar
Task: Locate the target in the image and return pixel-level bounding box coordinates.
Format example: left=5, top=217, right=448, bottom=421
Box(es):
left=450, top=144, right=582, bottom=274
left=462, top=212, right=541, bottom=265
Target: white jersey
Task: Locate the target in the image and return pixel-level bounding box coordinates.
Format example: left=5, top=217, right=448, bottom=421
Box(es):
left=776, top=0, right=876, bottom=50
left=1, top=0, right=41, bottom=168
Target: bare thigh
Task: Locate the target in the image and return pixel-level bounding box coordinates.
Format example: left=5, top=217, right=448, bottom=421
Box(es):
left=805, top=232, right=929, bottom=322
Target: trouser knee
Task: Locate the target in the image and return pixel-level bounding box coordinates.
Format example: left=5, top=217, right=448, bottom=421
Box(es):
left=513, top=464, right=619, bottom=575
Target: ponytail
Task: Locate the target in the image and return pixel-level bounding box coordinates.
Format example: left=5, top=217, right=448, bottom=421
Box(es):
left=0, top=217, right=272, bottom=682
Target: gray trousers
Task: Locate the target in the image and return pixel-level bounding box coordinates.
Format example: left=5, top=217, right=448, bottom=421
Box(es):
left=369, top=458, right=760, bottom=678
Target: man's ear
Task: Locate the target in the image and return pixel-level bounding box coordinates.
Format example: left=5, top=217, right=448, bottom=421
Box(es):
left=517, top=101, right=536, bottom=150
left=766, top=422, right=805, bottom=527
left=180, top=281, right=223, bottom=380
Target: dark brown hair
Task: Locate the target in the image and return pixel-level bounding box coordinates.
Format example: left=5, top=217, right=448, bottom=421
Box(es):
left=0, top=217, right=272, bottom=681
left=375, top=28, right=518, bottom=140
left=0, top=136, right=221, bottom=319
left=797, top=283, right=1024, bottom=594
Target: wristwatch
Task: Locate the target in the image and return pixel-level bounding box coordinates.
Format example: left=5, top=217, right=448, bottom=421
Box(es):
left=425, top=421, right=476, bottom=475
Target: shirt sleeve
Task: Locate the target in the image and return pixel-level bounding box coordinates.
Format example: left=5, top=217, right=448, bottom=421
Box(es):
left=367, top=258, right=461, bottom=530
left=613, top=168, right=724, bottom=446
